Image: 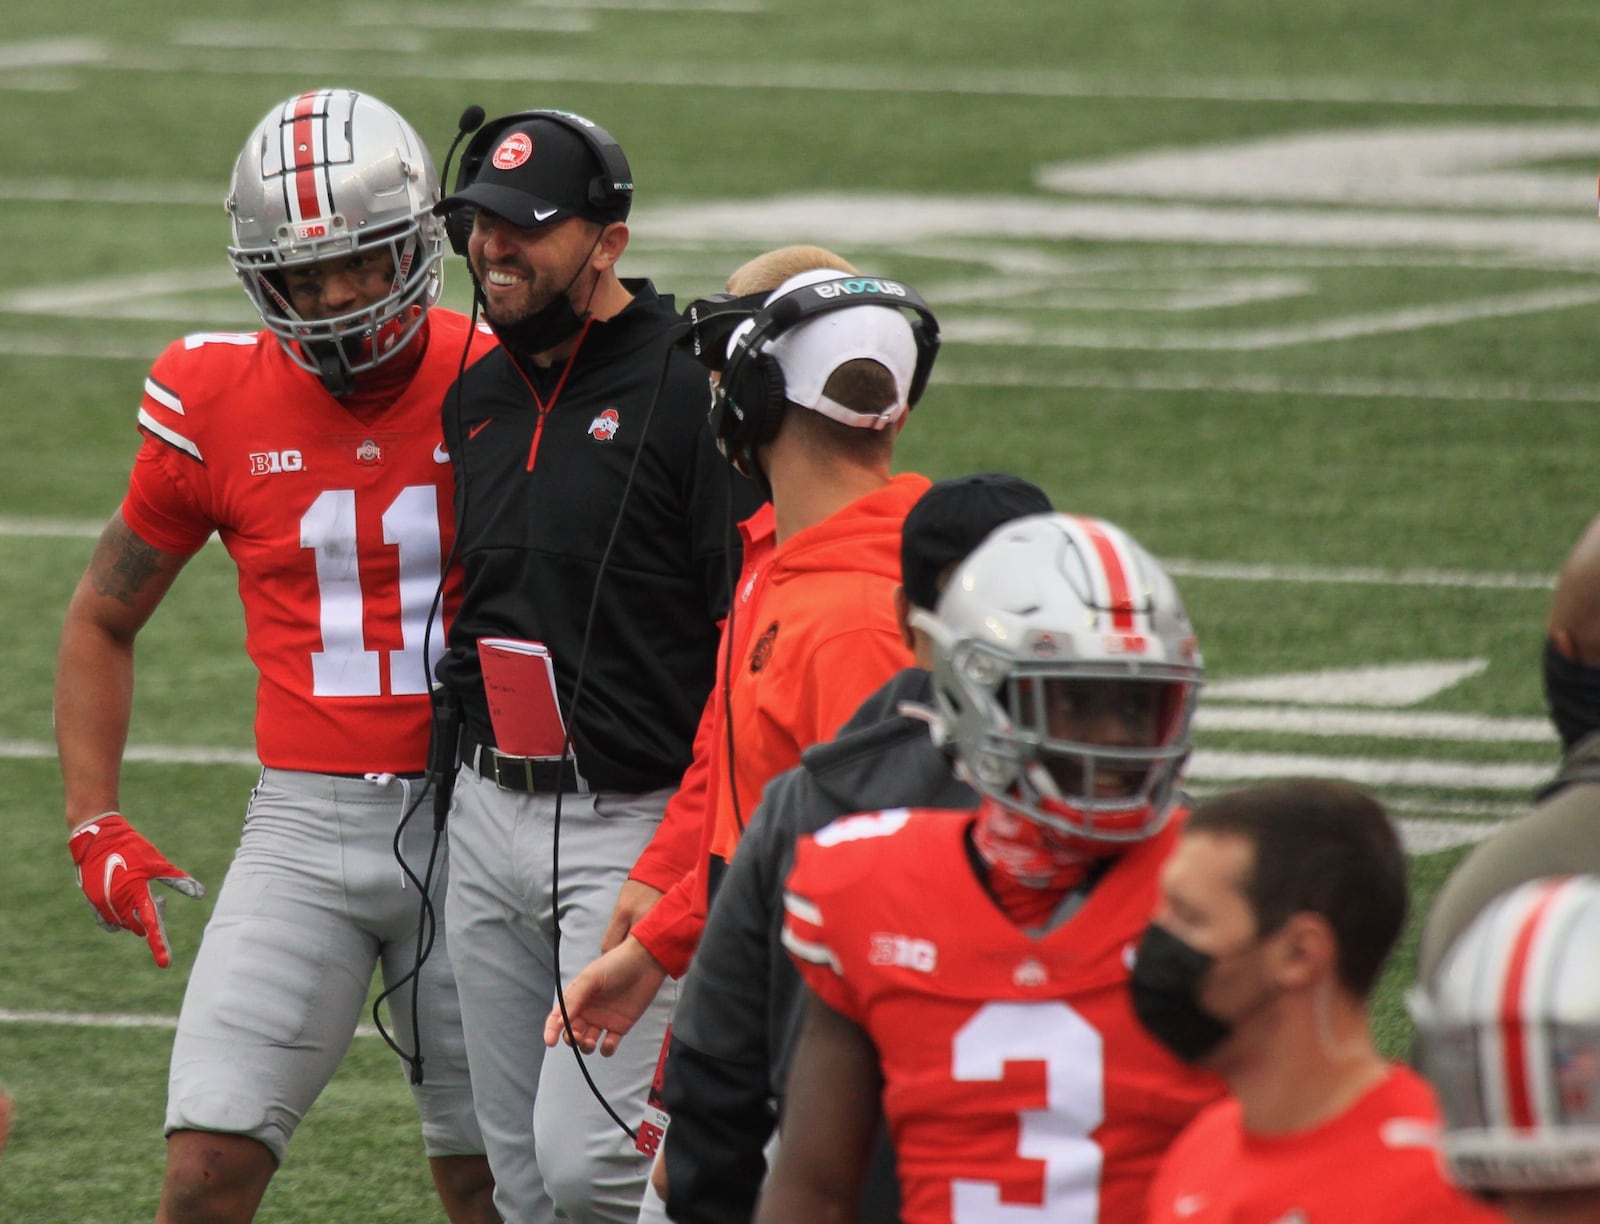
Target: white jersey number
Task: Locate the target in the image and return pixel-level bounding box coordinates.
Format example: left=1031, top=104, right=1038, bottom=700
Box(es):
left=951, top=1001, right=1104, bottom=1222
left=302, top=486, right=443, bottom=697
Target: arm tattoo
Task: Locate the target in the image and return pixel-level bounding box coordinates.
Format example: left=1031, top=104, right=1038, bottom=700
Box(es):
left=91, top=523, right=168, bottom=605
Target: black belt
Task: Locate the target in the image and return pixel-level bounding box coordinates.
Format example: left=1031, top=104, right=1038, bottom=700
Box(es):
left=461, top=733, right=587, bottom=795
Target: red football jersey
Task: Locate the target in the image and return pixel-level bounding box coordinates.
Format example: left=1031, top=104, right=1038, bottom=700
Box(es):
left=1145, top=1065, right=1508, bottom=1223
left=122, top=314, right=494, bottom=774
left=784, top=807, right=1225, bottom=1224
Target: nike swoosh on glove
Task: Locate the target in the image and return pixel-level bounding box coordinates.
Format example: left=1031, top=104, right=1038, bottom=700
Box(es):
left=68, top=814, right=205, bottom=968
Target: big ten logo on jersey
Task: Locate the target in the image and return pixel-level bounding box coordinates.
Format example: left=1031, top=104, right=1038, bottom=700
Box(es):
left=249, top=449, right=304, bottom=475
left=869, top=931, right=938, bottom=974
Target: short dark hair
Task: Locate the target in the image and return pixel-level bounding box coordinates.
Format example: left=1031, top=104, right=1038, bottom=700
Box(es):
left=1186, top=778, right=1408, bottom=998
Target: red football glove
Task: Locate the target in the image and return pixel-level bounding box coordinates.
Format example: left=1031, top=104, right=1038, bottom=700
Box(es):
left=68, top=814, right=205, bottom=969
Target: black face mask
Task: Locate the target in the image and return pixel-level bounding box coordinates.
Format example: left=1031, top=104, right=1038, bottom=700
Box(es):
left=1543, top=636, right=1600, bottom=752
left=477, top=227, right=602, bottom=362
left=488, top=292, right=588, bottom=360
left=1129, top=923, right=1234, bottom=1064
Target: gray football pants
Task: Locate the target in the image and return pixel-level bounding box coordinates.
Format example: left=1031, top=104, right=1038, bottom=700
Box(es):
left=166, top=768, right=481, bottom=1162
left=445, top=767, right=677, bottom=1224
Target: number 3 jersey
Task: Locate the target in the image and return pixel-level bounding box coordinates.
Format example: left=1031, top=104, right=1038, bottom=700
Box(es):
left=121, top=315, right=495, bottom=774
left=783, top=807, right=1225, bottom=1224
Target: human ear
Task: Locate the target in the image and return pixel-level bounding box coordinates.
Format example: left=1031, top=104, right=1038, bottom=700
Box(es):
left=1272, top=912, right=1334, bottom=990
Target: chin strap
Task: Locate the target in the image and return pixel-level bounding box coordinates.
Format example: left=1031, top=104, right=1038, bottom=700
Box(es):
left=311, top=343, right=355, bottom=397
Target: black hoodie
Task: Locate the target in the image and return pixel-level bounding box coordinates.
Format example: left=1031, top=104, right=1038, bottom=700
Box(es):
left=664, top=667, right=978, bottom=1224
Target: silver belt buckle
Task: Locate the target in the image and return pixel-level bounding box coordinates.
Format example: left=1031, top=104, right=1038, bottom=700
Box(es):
left=486, top=746, right=535, bottom=792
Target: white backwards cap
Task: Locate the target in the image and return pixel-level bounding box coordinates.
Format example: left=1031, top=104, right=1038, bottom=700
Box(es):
left=726, top=268, right=919, bottom=429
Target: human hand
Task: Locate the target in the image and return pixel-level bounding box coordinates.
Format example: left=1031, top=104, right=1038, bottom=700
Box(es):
left=601, top=879, right=664, bottom=953
left=68, top=814, right=205, bottom=968
left=544, top=936, right=667, bottom=1056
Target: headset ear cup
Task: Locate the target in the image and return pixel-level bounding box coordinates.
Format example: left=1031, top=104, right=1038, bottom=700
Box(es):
left=906, top=318, right=941, bottom=406
left=722, top=352, right=787, bottom=449
left=754, top=354, right=788, bottom=441
left=445, top=204, right=475, bottom=258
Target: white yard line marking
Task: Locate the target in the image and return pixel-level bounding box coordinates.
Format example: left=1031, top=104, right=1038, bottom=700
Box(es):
left=0, top=178, right=221, bottom=205
left=1036, top=125, right=1600, bottom=212
left=944, top=285, right=1600, bottom=351
left=1189, top=749, right=1548, bottom=790
left=936, top=366, right=1600, bottom=405
left=1198, top=706, right=1553, bottom=744
left=0, top=268, right=234, bottom=313
left=4, top=738, right=1548, bottom=789
left=0, top=519, right=104, bottom=539
left=1205, top=660, right=1489, bottom=707
left=0, top=39, right=105, bottom=69
left=0, top=1008, right=379, bottom=1037
left=171, top=22, right=431, bottom=50
left=1163, top=560, right=1553, bottom=591
left=1394, top=819, right=1505, bottom=854
left=0, top=523, right=1556, bottom=591
left=0, top=739, right=257, bottom=766
left=97, top=51, right=1600, bottom=110
left=0, top=333, right=160, bottom=360
left=639, top=195, right=1600, bottom=264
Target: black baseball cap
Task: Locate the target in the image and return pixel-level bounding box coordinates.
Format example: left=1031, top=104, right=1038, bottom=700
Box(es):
left=435, top=115, right=631, bottom=228
left=902, top=473, right=1054, bottom=611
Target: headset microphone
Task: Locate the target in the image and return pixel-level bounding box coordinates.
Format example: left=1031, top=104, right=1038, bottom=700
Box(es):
left=439, top=104, right=486, bottom=194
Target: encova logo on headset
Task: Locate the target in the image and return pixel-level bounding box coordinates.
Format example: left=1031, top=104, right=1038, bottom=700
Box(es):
left=811, top=277, right=909, bottom=300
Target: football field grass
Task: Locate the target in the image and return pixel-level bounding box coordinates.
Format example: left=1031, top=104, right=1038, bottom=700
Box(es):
left=4, top=0, right=1599, bottom=1217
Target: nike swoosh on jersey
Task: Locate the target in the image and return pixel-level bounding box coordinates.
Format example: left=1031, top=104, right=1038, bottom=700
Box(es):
left=468, top=419, right=494, bottom=440
left=433, top=442, right=450, bottom=463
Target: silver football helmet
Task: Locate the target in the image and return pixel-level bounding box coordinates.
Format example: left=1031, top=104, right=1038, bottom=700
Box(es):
left=1410, top=875, right=1600, bottom=1193
left=914, top=512, right=1203, bottom=844
left=225, top=89, right=445, bottom=388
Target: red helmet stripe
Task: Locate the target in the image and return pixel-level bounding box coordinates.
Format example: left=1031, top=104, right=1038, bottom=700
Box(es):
left=1497, top=876, right=1571, bottom=1130
left=289, top=91, right=324, bottom=223
left=1077, top=517, right=1137, bottom=632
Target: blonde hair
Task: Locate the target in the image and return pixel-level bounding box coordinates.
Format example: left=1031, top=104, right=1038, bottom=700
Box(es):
left=725, top=244, right=857, bottom=295
left=726, top=245, right=901, bottom=459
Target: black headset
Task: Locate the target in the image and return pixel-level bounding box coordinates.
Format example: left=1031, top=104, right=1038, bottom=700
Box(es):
left=443, top=108, right=634, bottom=257
left=684, top=276, right=941, bottom=468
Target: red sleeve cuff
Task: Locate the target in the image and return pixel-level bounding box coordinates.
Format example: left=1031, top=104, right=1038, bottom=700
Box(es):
left=630, top=880, right=705, bottom=979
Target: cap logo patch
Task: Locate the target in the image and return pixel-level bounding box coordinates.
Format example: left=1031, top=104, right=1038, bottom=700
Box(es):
left=492, top=132, right=533, bottom=170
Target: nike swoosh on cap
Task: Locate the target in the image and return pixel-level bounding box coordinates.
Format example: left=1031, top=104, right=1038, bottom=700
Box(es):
left=533, top=206, right=560, bottom=222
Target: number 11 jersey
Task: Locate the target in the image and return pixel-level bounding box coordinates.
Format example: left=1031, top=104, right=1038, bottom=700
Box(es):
left=121, top=315, right=494, bottom=774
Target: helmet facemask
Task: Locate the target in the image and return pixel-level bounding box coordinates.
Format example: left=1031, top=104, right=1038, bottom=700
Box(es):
left=225, top=90, right=445, bottom=392
left=1011, top=666, right=1198, bottom=842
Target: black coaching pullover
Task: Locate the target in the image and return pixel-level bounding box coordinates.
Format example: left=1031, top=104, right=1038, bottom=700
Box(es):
left=436, top=280, right=763, bottom=794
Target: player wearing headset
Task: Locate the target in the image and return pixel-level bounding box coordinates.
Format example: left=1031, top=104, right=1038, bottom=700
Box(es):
left=546, top=249, right=941, bottom=1218
left=55, top=88, right=497, bottom=1223
left=545, top=250, right=937, bottom=1037
left=429, top=108, right=762, bottom=1223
